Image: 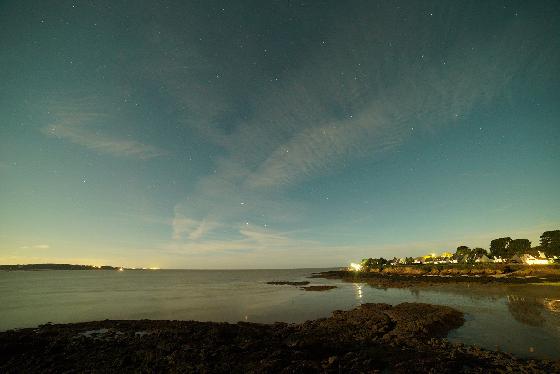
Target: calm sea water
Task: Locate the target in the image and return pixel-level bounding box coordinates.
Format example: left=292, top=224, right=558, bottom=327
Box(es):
left=1, top=269, right=559, bottom=359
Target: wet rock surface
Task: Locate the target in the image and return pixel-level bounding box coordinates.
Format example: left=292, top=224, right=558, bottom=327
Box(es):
left=301, top=285, right=337, bottom=291
left=1, top=302, right=558, bottom=373
left=267, top=281, right=310, bottom=286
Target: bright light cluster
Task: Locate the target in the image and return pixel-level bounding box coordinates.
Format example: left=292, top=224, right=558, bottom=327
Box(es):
left=349, top=262, right=362, bottom=271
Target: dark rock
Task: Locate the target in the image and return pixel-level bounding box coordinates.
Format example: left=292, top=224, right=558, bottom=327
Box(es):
left=267, top=281, right=310, bottom=286
left=300, top=285, right=337, bottom=291
left=1, top=303, right=558, bottom=373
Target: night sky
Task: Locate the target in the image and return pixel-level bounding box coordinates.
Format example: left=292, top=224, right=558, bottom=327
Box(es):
left=1, top=1, right=559, bottom=268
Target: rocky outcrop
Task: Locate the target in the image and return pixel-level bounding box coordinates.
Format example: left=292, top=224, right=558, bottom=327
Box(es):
left=267, top=281, right=310, bottom=286
left=301, top=285, right=337, bottom=291
left=314, top=269, right=560, bottom=288
left=1, top=303, right=558, bottom=373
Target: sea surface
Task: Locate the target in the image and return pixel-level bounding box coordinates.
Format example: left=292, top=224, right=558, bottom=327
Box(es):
left=1, top=268, right=560, bottom=359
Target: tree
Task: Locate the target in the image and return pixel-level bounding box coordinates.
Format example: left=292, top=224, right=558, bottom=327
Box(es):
left=490, top=237, right=512, bottom=258
left=508, top=239, right=531, bottom=254
left=472, top=248, right=488, bottom=256
left=360, top=257, right=388, bottom=270
left=454, top=246, right=471, bottom=261
left=360, top=258, right=376, bottom=271
left=540, top=230, right=560, bottom=257
left=456, top=246, right=471, bottom=256
left=404, top=257, right=414, bottom=265
left=453, top=246, right=489, bottom=262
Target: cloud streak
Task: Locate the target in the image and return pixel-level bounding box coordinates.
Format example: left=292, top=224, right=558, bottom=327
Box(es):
left=162, top=5, right=558, bottom=253
left=166, top=224, right=319, bottom=256
left=172, top=214, right=221, bottom=241
left=108, top=3, right=559, bottom=260
left=20, top=244, right=50, bottom=249
left=41, top=100, right=165, bottom=160
left=243, top=21, right=540, bottom=188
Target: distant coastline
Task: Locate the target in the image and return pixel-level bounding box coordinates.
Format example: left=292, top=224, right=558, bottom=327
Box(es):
left=0, top=264, right=121, bottom=271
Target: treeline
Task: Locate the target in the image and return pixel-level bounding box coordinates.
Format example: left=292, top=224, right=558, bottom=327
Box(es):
left=0, top=264, right=118, bottom=271
left=359, top=230, right=560, bottom=269
left=455, top=230, right=560, bottom=260
left=489, top=230, right=560, bottom=258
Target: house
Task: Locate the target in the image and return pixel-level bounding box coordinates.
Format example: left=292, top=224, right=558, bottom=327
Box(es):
left=475, top=254, right=491, bottom=263
left=509, top=254, right=523, bottom=264
left=520, top=254, right=551, bottom=265
left=433, top=257, right=453, bottom=264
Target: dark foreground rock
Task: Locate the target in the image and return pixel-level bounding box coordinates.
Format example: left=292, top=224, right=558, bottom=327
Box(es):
left=1, top=303, right=558, bottom=373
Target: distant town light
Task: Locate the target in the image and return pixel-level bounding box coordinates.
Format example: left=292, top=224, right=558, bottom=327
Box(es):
left=350, top=262, right=362, bottom=271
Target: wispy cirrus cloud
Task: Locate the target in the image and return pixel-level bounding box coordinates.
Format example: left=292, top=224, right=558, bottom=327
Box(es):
left=166, top=224, right=319, bottom=256
left=127, top=3, right=559, bottom=262
left=242, top=20, right=542, bottom=189
left=41, top=100, right=165, bottom=160
left=43, top=121, right=165, bottom=159
left=162, top=7, right=557, bottom=252
left=20, top=244, right=50, bottom=249
left=172, top=214, right=221, bottom=241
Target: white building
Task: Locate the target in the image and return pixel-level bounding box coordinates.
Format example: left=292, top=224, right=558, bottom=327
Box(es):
left=520, top=252, right=553, bottom=265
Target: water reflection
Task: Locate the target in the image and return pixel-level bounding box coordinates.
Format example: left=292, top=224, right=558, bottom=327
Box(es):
left=507, top=295, right=545, bottom=327
left=544, top=299, right=560, bottom=313
left=356, top=280, right=560, bottom=358
left=363, top=282, right=560, bottom=329
left=321, top=278, right=560, bottom=359
left=353, top=283, right=363, bottom=302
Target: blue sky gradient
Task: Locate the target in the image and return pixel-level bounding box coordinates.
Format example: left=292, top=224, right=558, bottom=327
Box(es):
left=1, top=0, right=559, bottom=268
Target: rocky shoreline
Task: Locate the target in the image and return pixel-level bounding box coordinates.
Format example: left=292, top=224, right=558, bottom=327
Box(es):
left=1, top=302, right=558, bottom=373
left=267, top=280, right=337, bottom=291
left=313, top=268, right=560, bottom=288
